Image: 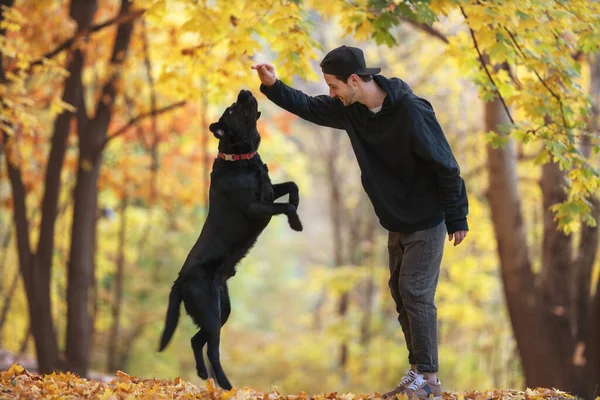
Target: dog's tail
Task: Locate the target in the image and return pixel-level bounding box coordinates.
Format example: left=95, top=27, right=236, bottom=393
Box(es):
left=158, top=281, right=182, bottom=352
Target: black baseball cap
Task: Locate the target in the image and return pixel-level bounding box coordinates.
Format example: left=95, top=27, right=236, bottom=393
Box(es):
left=320, top=45, right=381, bottom=77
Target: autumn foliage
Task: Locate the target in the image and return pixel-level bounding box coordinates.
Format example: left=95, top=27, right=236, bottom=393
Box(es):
left=0, top=364, right=580, bottom=400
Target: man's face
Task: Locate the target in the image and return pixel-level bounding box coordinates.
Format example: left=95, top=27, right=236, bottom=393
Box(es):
left=324, top=73, right=357, bottom=106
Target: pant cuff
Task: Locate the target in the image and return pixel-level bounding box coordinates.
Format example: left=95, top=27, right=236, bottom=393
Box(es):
left=416, top=364, right=437, bottom=373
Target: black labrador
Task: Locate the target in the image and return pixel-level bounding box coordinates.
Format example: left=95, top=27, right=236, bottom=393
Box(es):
left=158, top=89, right=302, bottom=390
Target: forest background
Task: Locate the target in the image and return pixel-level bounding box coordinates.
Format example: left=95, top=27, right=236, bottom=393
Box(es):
left=0, top=0, right=599, bottom=399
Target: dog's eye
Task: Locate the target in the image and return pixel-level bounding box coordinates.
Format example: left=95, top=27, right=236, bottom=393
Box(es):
left=228, top=109, right=233, bottom=114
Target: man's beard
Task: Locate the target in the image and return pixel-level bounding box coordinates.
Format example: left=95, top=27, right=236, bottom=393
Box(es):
left=340, top=89, right=356, bottom=106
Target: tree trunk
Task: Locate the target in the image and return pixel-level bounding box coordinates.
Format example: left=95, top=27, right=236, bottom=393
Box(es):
left=66, top=0, right=133, bottom=376
left=359, top=211, right=377, bottom=372
left=485, top=61, right=600, bottom=395
left=0, top=229, right=13, bottom=346
left=484, top=95, right=558, bottom=387
left=538, top=161, right=574, bottom=391
left=66, top=145, right=101, bottom=376
left=587, top=282, right=600, bottom=399
left=578, top=51, right=600, bottom=399
left=325, top=133, right=348, bottom=372
left=323, top=130, right=350, bottom=378
left=107, top=193, right=127, bottom=372
left=327, top=132, right=344, bottom=268
left=0, top=221, right=12, bottom=295
left=118, top=318, right=148, bottom=371
left=0, top=266, right=20, bottom=331
left=141, top=18, right=159, bottom=204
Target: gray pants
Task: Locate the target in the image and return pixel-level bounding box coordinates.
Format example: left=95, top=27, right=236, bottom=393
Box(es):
left=387, top=221, right=446, bottom=373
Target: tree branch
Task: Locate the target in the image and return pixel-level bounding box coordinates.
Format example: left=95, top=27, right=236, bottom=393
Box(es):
left=399, top=16, right=449, bottom=44
left=101, top=101, right=186, bottom=149
left=26, top=9, right=144, bottom=72
left=460, top=6, right=515, bottom=126
left=503, top=27, right=571, bottom=131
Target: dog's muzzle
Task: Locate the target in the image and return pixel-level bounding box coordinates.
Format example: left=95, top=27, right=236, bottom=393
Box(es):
left=237, top=90, right=252, bottom=102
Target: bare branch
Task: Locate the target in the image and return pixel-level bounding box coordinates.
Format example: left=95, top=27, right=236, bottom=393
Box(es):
left=460, top=6, right=515, bottom=125
left=101, top=101, right=187, bottom=149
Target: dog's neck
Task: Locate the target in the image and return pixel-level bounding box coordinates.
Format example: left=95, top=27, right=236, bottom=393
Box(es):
left=217, top=151, right=257, bottom=161
left=217, top=130, right=261, bottom=160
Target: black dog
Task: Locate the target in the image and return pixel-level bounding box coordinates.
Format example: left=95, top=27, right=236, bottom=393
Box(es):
left=158, top=89, right=302, bottom=390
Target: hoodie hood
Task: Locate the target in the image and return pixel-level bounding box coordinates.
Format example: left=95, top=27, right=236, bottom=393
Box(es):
left=351, top=75, right=413, bottom=118
left=372, top=75, right=413, bottom=111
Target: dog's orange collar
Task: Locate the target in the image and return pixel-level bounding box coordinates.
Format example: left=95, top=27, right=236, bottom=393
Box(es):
left=217, top=151, right=257, bottom=161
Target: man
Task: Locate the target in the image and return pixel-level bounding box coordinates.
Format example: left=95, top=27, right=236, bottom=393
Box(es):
left=252, top=45, right=468, bottom=400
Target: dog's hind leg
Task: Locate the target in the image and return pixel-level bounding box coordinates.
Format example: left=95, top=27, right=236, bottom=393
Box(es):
left=187, top=279, right=232, bottom=390
left=203, top=283, right=233, bottom=390
left=204, top=283, right=232, bottom=384
left=220, top=283, right=231, bottom=326
left=191, top=283, right=230, bottom=382
left=191, top=330, right=209, bottom=380
left=205, top=323, right=231, bottom=390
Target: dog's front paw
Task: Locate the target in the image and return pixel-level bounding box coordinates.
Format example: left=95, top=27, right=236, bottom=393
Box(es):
left=288, top=214, right=303, bottom=232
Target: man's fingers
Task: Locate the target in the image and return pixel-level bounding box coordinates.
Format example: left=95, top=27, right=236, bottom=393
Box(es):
left=448, top=233, right=453, bottom=242
left=453, top=232, right=460, bottom=246
left=453, top=231, right=467, bottom=246
left=251, top=63, right=272, bottom=70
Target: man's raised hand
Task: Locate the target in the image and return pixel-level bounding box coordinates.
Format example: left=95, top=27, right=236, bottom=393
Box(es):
left=251, top=63, right=277, bottom=87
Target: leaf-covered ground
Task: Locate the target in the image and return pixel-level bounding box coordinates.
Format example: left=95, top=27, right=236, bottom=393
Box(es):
left=0, top=364, right=579, bottom=399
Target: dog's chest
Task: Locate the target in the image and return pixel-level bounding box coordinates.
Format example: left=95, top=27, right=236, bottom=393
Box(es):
left=257, top=164, right=274, bottom=202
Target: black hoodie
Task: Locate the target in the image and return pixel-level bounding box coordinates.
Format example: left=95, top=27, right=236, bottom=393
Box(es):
left=260, top=75, right=468, bottom=234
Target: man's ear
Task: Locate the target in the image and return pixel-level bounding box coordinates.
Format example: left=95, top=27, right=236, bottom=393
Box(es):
left=256, top=111, right=261, bottom=120
left=209, top=122, right=224, bottom=139
left=349, top=74, right=360, bottom=87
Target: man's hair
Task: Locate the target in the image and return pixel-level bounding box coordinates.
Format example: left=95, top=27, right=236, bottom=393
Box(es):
left=335, top=74, right=373, bottom=83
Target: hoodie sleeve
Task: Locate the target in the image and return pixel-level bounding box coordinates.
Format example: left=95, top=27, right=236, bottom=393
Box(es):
left=260, top=80, right=345, bottom=129
left=409, top=99, right=469, bottom=233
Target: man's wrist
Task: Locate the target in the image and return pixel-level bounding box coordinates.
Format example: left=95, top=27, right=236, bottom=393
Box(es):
left=445, top=218, right=468, bottom=233
left=260, top=79, right=279, bottom=93
left=264, top=78, right=277, bottom=88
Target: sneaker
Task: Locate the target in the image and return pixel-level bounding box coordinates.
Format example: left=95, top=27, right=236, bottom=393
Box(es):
left=402, top=373, right=442, bottom=400
left=381, top=370, right=418, bottom=399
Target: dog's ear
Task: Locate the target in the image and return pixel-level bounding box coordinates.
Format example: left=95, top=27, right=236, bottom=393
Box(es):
left=209, top=122, right=225, bottom=139
left=256, top=111, right=261, bottom=120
